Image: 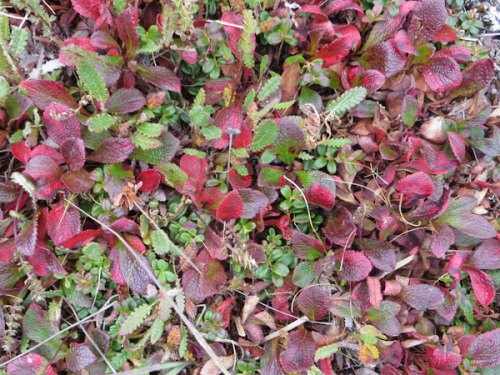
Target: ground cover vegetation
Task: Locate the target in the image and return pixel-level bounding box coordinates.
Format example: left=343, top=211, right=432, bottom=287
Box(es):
left=0, top=0, right=499, bottom=374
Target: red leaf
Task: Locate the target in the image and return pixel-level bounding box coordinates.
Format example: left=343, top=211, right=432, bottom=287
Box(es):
left=464, top=267, right=495, bottom=307
left=239, top=188, right=269, bottom=219
left=200, top=259, right=227, bottom=298
left=400, top=284, right=444, bottom=310
left=292, top=231, right=324, bottom=260
left=296, top=286, right=329, bottom=320
left=447, top=130, right=465, bottom=163
left=21, top=79, right=79, bottom=110
left=61, top=137, right=85, bottom=170
left=216, top=190, right=243, bottom=221
left=394, top=30, right=418, bottom=55
left=435, top=287, right=458, bottom=324
left=336, top=251, right=372, bottom=282
left=106, top=88, right=146, bottom=114
left=468, top=328, right=500, bottom=368
left=421, top=57, right=462, bottom=93
left=411, top=0, right=448, bottom=42
left=90, top=31, right=120, bottom=51
left=325, top=0, right=364, bottom=18
left=445, top=252, right=467, bottom=281
left=432, top=24, right=459, bottom=42
left=59, top=37, right=98, bottom=65
left=323, top=207, right=356, bottom=248
left=365, top=41, right=406, bottom=78
left=232, top=124, right=253, bottom=149
left=450, top=59, right=495, bottom=98
left=25, top=155, right=64, bottom=199
left=15, top=216, right=37, bottom=257
left=87, top=138, right=135, bottom=164
left=313, top=34, right=356, bottom=67
left=213, top=103, right=243, bottom=149
left=246, top=242, right=266, bottom=264
left=205, top=227, right=227, bottom=260
left=469, top=239, right=500, bottom=270
left=351, top=69, right=386, bottom=94
left=11, top=141, right=31, bottom=164
left=179, top=154, right=208, bottom=195
left=279, top=329, right=316, bottom=372
left=136, top=169, right=161, bottom=192
left=61, top=169, right=95, bottom=193
left=182, top=267, right=204, bottom=304
left=47, top=204, right=81, bottom=247
left=429, top=348, right=462, bottom=370
left=430, top=223, right=455, bottom=257
left=136, top=64, right=181, bottom=93
left=228, top=167, right=252, bottom=189
left=7, top=353, right=57, bottom=375
left=31, top=145, right=65, bottom=165
left=116, top=6, right=140, bottom=58
left=222, top=11, right=255, bottom=60
left=361, top=239, right=397, bottom=272
left=59, top=229, right=102, bottom=249
left=42, top=103, right=81, bottom=146
left=305, top=182, right=336, bottom=210
left=434, top=45, right=471, bottom=63
left=396, top=172, right=434, bottom=205
left=30, top=246, right=67, bottom=276
left=66, top=343, right=98, bottom=373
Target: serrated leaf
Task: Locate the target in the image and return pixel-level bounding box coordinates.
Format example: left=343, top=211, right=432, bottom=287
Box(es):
left=119, top=303, right=152, bottom=336
left=87, top=137, right=135, bottom=163
left=469, top=328, right=500, bottom=368
left=400, top=284, right=444, bottom=310
left=7, top=353, right=57, bottom=375
left=251, top=119, right=279, bottom=152
left=273, top=100, right=295, bottom=110
left=150, top=317, right=165, bottom=344
left=201, top=125, right=223, bottom=140
left=243, top=89, right=255, bottom=111
left=131, top=133, right=162, bottom=150
left=258, top=75, right=282, bottom=102
left=0, top=76, right=9, bottom=99
left=234, top=164, right=249, bottom=177
left=325, top=87, right=367, bottom=118
left=183, top=148, right=206, bottom=158
left=321, top=138, right=352, bottom=148
left=337, top=251, right=372, bottom=282
left=130, top=132, right=180, bottom=164
left=10, top=27, right=29, bottom=56
left=280, top=329, right=316, bottom=372
left=137, top=122, right=165, bottom=137
left=88, top=113, right=115, bottom=132
left=315, top=343, right=338, bottom=361
left=77, top=60, right=109, bottom=103
left=150, top=230, right=172, bottom=254
left=297, top=286, right=329, bottom=320
left=66, top=344, right=97, bottom=373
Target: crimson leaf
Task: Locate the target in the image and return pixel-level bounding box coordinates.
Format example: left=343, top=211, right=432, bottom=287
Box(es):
left=7, top=353, right=57, bottom=375
left=464, top=267, right=495, bottom=307
left=395, top=172, right=434, bottom=205
left=47, top=204, right=81, bottom=247
left=87, top=138, right=135, bottom=164
left=450, top=59, right=495, bottom=98
left=61, top=137, right=85, bottom=171
left=421, top=57, right=462, bottom=93
left=200, top=259, right=227, bottom=298
left=42, top=103, right=81, bottom=146
left=136, top=64, right=181, bottom=93
left=336, top=251, right=372, bottom=282
left=106, top=88, right=146, bottom=114
left=239, top=188, right=269, bottom=219
left=468, top=328, right=500, bottom=368
left=216, top=190, right=243, bottom=221
left=21, top=79, right=79, bottom=110
left=116, top=6, right=140, bottom=58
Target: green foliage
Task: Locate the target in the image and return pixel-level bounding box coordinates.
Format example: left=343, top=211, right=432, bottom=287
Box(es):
left=9, top=27, right=29, bottom=57
left=325, top=87, right=367, bottom=117
left=234, top=164, right=249, bottom=176
left=258, top=75, right=282, bottom=102
left=150, top=317, right=165, bottom=344
left=321, top=138, right=352, bottom=148
left=0, top=76, right=9, bottom=99
left=151, top=230, right=172, bottom=254
left=137, top=122, right=165, bottom=138
left=201, top=125, right=223, bottom=140
left=88, top=113, right=115, bottom=132
left=76, top=60, right=109, bottom=104
left=184, top=148, right=206, bottom=158
left=112, top=0, right=128, bottom=13
left=315, top=343, right=338, bottom=361
left=119, top=303, right=152, bottom=336
left=251, top=119, right=279, bottom=152
left=131, top=132, right=162, bottom=150
left=241, top=10, right=257, bottom=68
left=243, top=89, right=256, bottom=111
left=137, top=25, right=163, bottom=54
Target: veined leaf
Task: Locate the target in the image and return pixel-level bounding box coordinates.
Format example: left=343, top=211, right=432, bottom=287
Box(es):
left=325, top=87, right=367, bottom=117
left=201, top=125, right=223, bottom=140
left=136, top=122, right=165, bottom=137
left=315, top=343, right=338, bottom=361
left=77, top=60, right=109, bottom=104
left=119, top=303, right=152, bottom=336
left=131, top=133, right=162, bottom=150
left=258, top=75, right=282, bottom=102
left=321, top=138, right=352, bottom=148
left=88, top=113, right=115, bottom=132
left=10, top=27, right=29, bottom=56
left=252, top=120, right=279, bottom=152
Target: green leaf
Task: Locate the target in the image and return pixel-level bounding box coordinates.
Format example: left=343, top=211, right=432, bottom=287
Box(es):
left=258, top=75, right=282, bottom=102
left=150, top=317, right=165, bottom=344
left=137, top=122, right=165, bottom=137
left=88, top=113, right=115, bottom=132
left=193, top=88, right=205, bottom=106
left=315, top=343, right=338, bottom=361
left=112, top=0, right=127, bottom=13
left=243, top=89, right=255, bottom=112
left=325, top=87, right=367, bottom=117
left=155, top=162, right=187, bottom=189
left=252, top=120, right=279, bottom=152
left=179, top=325, right=188, bottom=358
left=119, top=303, right=152, bottom=336
left=201, top=125, right=223, bottom=140
left=234, top=164, right=249, bottom=176
left=0, top=76, right=9, bottom=99
left=401, top=95, right=418, bottom=128
left=130, top=133, right=162, bottom=150
left=321, top=138, right=352, bottom=148
left=151, top=230, right=172, bottom=254
left=298, top=152, right=314, bottom=160
left=300, top=87, right=323, bottom=113
left=82, top=242, right=103, bottom=262
left=183, top=148, right=206, bottom=158
left=10, top=27, right=29, bottom=56
left=130, top=131, right=180, bottom=164
left=189, top=105, right=213, bottom=127
left=77, top=60, right=109, bottom=103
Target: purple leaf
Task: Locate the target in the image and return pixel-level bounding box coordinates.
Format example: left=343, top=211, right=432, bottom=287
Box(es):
left=15, top=216, right=38, bottom=257
left=337, top=251, right=372, bottom=282
left=450, top=59, right=495, bottom=98
left=47, top=204, right=81, bottom=247
left=25, top=155, right=64, bottom=199
left=464, top=267, right=495, bottom=307
left=116, top=6, right=140, bottom=58
left=239, top=188, right=269, bottom=219
left=296, top=286, right=329, bottom=320
left=323, top=207, right=356, bottom=248
left=7, top=353, right=57, bottom=375
left=60, top=137, right=85, bottom=170
left=200, top=259, right=227, bottom=298
left=396, top=172, right=434, bottom=206
left=361, top=239, right=397, bottom=272
left=400, top=284, right=444, bottom=310
left=411, top=0, right=448, bottom=42
left=87, top=137, right=135, bottom=164
left=21, top=79, right=79, bottom=110
left=106, top=88, right=146, bottom=114
left=430, top=222, right=455, bottom=257
left=421, top=57, right=462, bottom=93
left=468, top=328, right=500, bottom=368
left=182, top=267, right=204, bottom=304
left=66, top=344, right=97, bottom=373
left=117, top=241, right=155, bottom=295
left=442, top=214, right=497, bottom=239
left=292, top=231, right=324, bottom=260
left=364, top=41, right=406, bottom=78
left=469, top=239, right=500, bottom=270
left=136, top=64, right=181, bottom=93
left=279, top=329, right=316, bottom=372
left=42, top=103, right=81, bottom=146
left=61, top=169, right=95, bottom=193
